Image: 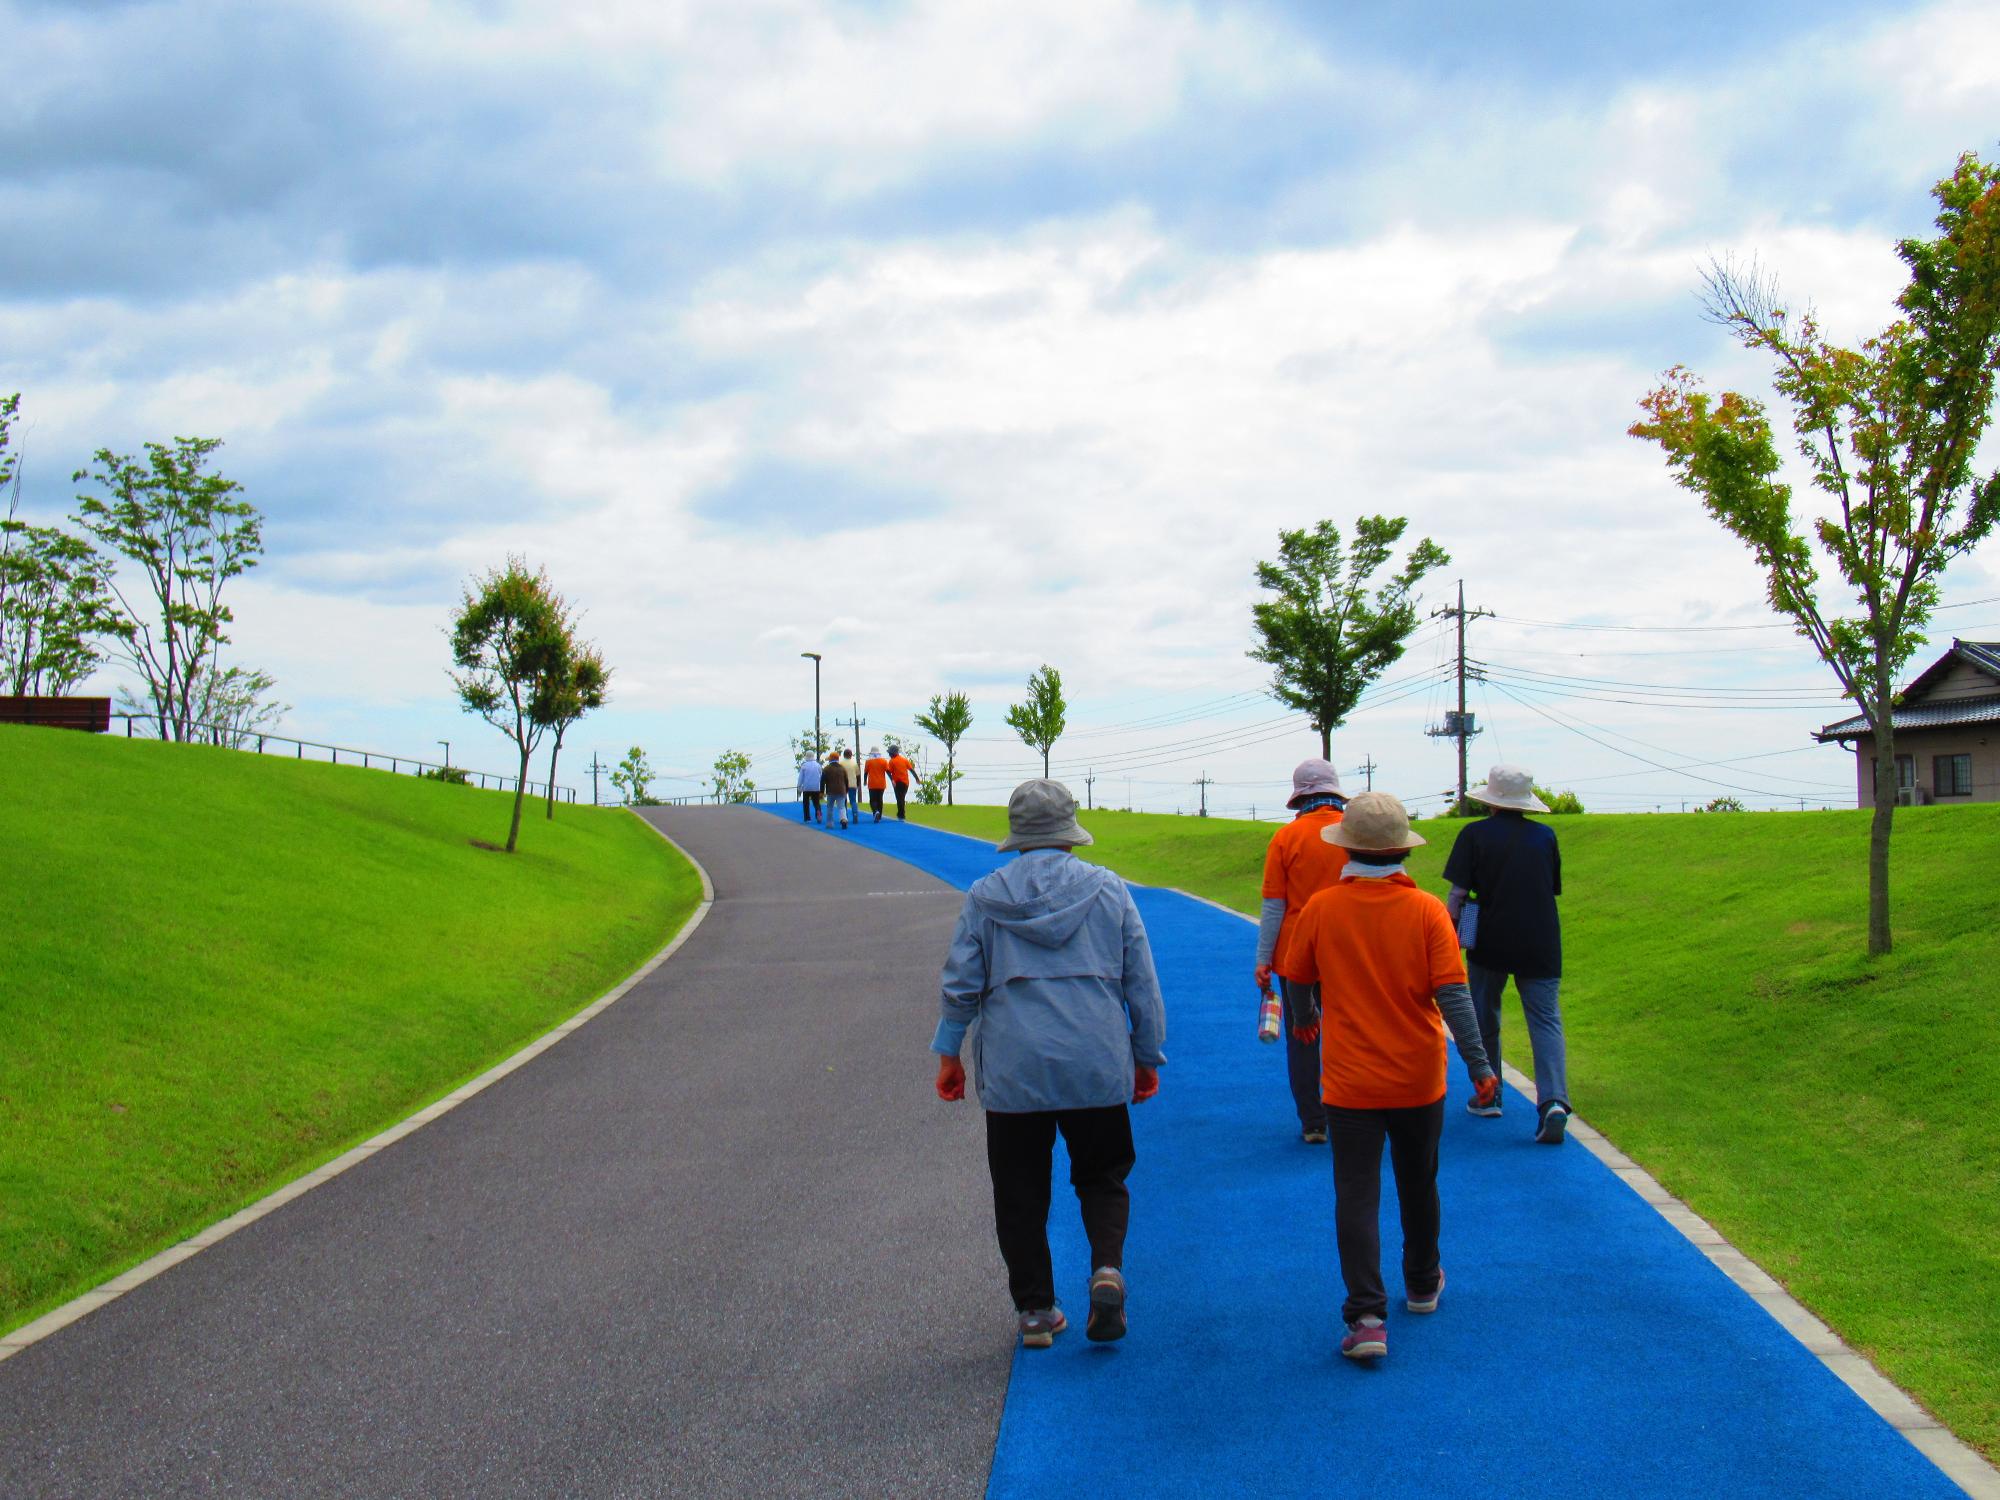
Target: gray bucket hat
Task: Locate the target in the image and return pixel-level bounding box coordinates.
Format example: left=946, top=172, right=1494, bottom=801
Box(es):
left=1323, top=791, right=1427, bottom=851
left=996, top=779, right=1094, bottom=853
left=1286, top=757, right=1345, bottom=809
left=1468, top=764, right=1549, bottom=813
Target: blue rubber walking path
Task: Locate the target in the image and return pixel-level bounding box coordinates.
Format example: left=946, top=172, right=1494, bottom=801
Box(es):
left=771, top=806, right=1964, bottom=1500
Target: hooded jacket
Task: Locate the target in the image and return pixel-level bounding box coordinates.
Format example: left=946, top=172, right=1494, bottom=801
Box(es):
left=932, top=849, right=1167, bottom=1112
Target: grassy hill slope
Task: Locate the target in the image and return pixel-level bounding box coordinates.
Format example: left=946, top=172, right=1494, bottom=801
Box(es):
left=0, top=725, right=702, bottom=1335
left=910, top=801, right=2000, bottom=1460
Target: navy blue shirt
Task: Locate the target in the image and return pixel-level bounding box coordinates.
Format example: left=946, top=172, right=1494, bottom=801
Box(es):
left=1441, top=812, right=1562, bottom=979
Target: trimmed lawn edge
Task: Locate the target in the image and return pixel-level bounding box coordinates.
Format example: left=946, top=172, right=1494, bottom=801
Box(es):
left=0, top=811, right=715, bottom=1361
left=912, top=817, right=2000, bottom=1494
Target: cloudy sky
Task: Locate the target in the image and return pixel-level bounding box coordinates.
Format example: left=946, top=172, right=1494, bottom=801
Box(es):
left=6, top=0, right=1998, bottom=814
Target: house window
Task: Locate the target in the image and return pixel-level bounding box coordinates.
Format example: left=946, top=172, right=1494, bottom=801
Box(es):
left=1897, top=754, right=1915, bottom=790
left=1934, top=753, right=1972, bottom=797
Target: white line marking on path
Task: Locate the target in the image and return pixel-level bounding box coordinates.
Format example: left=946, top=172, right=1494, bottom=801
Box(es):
left=0, top=812, right=718, bottom=1366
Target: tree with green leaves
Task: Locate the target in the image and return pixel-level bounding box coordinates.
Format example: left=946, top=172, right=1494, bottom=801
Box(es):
left=914, top=689, right=973, bottom=805
left=1248, top=516, right=1448, bottom=760
left=2, top=395, right=120, bottom=694
left=531, top=599, right=610, bottom=819
left=449, top=557, right=567, bottom=852
left=710, top=748, right=755, bottom=803
left=1005, top=664, right=1066, bottom=777
left=1631, top=151, right=2000, bottom=956
left=611, top=745, right=655, bottom=805
left=73, top=436, right=263, bottom=740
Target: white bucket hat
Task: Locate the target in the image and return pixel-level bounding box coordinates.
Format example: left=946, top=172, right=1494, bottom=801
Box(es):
left=996, top=779, right=1094, bottom=853
left=1322, top=791, right=1426, bottom=851
left=1468, top=764, right=1548, bottom=813
left=1285, top=758, right=1344, bottom=809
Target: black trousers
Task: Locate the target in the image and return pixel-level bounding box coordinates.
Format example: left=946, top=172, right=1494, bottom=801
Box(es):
left=985, top=1105, right=1135, bottom=1312
left=868, top=787, right=886, bottom=816
left=893, top=780, right=910, bottom=818
left=799, top=791, right=820, bottom=822
left=1328, top=1095, right=1444, bottom=1324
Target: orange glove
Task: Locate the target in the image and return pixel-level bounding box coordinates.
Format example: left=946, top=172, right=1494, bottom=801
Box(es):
left=936, top=1056, right=966, bottom=1101
left=1132, top=1065, right=1160, bottom=1103
left=1473, top=1073, right=1500, bottom=1110
left=1253, top=963, right=1274, bottom=992
left=1291, top=1018, right=1320, bottom=1046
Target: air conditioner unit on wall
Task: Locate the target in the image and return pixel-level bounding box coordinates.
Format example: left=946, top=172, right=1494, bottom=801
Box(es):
left=1896, top=787, right=1931, bottom=807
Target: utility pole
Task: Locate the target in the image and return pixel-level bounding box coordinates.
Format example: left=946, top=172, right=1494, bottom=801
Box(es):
left=1084, top=768, right=1095, bottom=810
left=1426, top=579, right=1492, bottom=812
left=1359, top=754, right=1376, bottom=792
left=850, top=702, right=867, bottom=759
left=1194, top=773, right=1213, bottom=818
left=588, top=752, right=607, bottom=806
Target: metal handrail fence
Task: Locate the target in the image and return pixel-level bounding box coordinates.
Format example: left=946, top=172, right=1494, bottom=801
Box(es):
left=110, top=712, right=578, bottom=803
left=658, top=786, right=789, bottom=806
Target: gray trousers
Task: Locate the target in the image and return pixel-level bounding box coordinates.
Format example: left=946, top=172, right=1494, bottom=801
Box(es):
left=1467, top=961, right=1569, bottom=1112
left=1279, top=977, right=1327, bottom=1132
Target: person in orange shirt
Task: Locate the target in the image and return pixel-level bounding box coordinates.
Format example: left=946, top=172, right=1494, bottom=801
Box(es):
left=862, top=746, right=892, bottom=822
left=1253, top=758, right=1350, bottom=1145
left=886, top=743, right=919, bottom=820
left=1286, top=791, right=1498, bottom=1363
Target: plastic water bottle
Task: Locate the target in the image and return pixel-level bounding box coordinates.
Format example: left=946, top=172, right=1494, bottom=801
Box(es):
left=1257, top=987, right=1282, bottom=1043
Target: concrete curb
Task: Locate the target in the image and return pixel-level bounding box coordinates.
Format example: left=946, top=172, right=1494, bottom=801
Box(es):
left=0, top=812, right=716, bottom=1366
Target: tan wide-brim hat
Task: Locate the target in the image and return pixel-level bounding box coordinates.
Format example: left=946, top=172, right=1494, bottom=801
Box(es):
left=1468, top=763, right=1549, bottom=813
left=996, top=778, right=1094, bottom=853
left=1323, top=791, right=1427, bottom=851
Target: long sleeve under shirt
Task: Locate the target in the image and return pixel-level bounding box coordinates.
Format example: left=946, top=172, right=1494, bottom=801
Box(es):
left=931, top=849, right=1167, bottom=1113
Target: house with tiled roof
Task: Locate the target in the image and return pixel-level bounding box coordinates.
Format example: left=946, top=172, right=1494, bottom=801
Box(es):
left=1814, top=639, right=2000, bottom=806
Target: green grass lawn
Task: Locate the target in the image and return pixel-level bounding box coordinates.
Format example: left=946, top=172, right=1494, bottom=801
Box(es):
left=0, top=724, right=701, bottom=1336
left=910, top=799, right=2000, bottom=1460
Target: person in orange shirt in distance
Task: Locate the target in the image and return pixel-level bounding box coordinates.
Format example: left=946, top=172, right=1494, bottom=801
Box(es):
left=886, top=743, right=920, bottom=820
left=1253, top=759, right=1350, bottom=1145
left=1286, top=792, right=1498, bottom=1363
left=862, top=746, right=892, bottom=822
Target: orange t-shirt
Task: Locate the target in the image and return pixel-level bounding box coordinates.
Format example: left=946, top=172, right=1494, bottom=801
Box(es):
left=1287, top=872, right=1469, bottom=1110
left=887, top=753, right=915, bottom=786
left=864, top=756, right=891, bottom=790
left=1260, top=807, right=1349, bottom=980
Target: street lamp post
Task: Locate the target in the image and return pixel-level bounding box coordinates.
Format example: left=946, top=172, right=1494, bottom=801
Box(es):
left=801, top=653, right=822, bottom=757
left=437, top=740, right=450, bottom=773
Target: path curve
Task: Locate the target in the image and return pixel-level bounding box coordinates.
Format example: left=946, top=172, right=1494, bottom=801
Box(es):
left=0, top=806, right=1002, bottom=1499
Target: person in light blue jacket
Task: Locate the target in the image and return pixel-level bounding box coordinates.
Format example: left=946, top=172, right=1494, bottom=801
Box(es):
left=933, top=779, right=1167, bottom=1349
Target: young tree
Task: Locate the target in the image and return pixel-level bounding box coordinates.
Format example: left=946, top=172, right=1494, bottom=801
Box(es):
left=73, top=436, right=263, bottom=740
left=789, top=725, right=831, bottom=761
left=533, top=621, right=610, bottom=820
left=0, top=398, right=120, bottom=696
left=449, top=558, right=567, bottom=852
left=1248, top=516, right=1449, bottom=760
left=710, top=748, right=755, bottom=803
left=1, top=526, right=119, bottom=695
left=1005, top=664, right=1067, bottom=777
left=1631, top=152, right=2000, bottom=956
left=611, top=745, right=655, bottom=805
left=914, top=690, right=973, bottom=805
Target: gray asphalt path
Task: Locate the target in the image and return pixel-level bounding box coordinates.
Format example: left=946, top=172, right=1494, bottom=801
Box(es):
left=0, top=806, right=1007, bottom=1499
